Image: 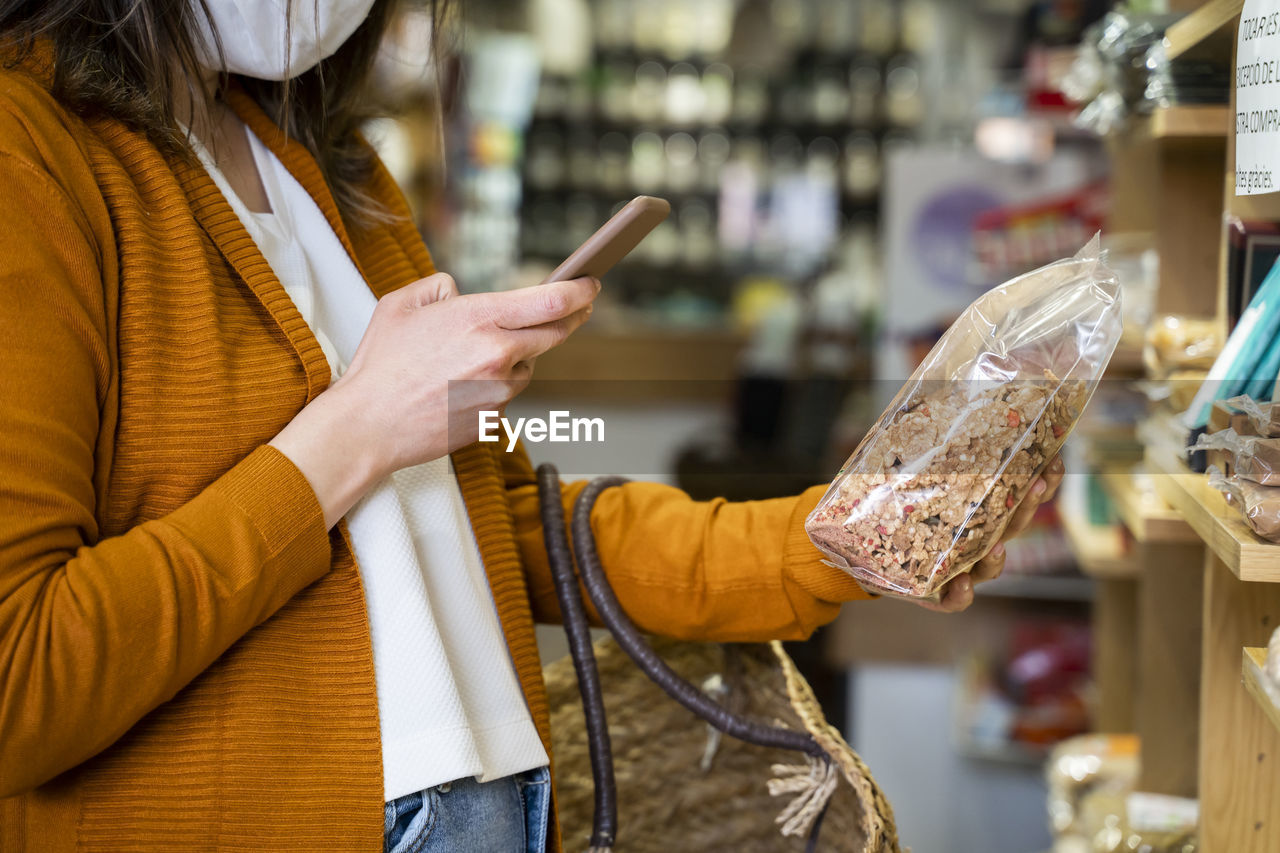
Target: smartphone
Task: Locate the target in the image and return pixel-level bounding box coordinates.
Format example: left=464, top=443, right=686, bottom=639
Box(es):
left=538, top=196, right=671, bottom=285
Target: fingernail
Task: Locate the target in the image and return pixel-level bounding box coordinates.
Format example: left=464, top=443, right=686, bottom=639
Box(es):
left=585, top=304, right=593, bottom=317
left=991, top=542, right=1004, bottom=557
left=593, top=277, right=602, bottom=292
left=1033, top=479, right=1047, bottom=496
left=1050, top=457, right=1065, bottom=474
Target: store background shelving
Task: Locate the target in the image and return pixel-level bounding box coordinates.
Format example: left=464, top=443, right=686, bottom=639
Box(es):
left=1145, top=103, right=1231, bottom=138
left=1148, top=448, right=1280, bottom=581
left=514, top=2, right=926, bottom=322
left=1099, top=466, right=1196, bottom=544
left=1063, top=2, right=1280, bottom=850
left=1058, top=500, right=1133, bottom=579
left=1163, top=0, right=1243, bottom=61
left=369, top=1, right=1264, bottom=849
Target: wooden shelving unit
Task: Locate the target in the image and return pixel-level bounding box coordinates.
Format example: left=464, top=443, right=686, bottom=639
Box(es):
left=1146, top=449, right=1280, bottom=582
left=1058, top=503, right=1134, bottom=579
left=1059, top=6, right=1280, bottom=841
left=1099, top=467, right=1197, bottom=544
left=1244, top=647, right=1280, bottom=736
left=1077, top=4, right=1280, bottom=847
left=1090, top=470, right=1203, bottom=799
left=1147, top=105, right=1232, bottom=140
left=1201, top=569, right=1280, bottom=853
left=1164, top=0, right=1245, bottom=60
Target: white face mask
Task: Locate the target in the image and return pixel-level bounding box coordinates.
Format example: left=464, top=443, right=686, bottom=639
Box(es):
left=194, top=0, right=379, bottom=81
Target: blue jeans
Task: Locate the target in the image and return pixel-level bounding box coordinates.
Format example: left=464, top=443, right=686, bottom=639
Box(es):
left=383, top=766, right=551, bottom=853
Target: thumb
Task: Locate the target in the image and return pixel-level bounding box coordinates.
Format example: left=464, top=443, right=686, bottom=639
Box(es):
left=396, top=272, right=460, bottom=308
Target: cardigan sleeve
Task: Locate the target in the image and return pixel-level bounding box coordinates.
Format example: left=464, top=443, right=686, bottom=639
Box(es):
left=500, top=440, right=874, bottom=643
left=0, top=147, right=333, bottom=798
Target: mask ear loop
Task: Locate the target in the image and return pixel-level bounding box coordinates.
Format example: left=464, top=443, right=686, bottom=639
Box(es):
left=536, top=464, right=833, bottom=853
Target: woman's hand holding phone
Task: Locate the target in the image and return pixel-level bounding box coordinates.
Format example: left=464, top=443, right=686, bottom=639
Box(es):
left=270, top=272, right=599, bottom=528
left=271, top=195, right=668, bottom=528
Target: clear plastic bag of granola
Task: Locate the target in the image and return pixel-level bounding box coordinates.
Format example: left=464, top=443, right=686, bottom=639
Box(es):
left=805, top=236, right=1122, bottom=600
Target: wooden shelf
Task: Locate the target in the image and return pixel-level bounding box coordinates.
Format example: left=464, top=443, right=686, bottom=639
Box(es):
left=1103, top=4, right=1280, bottom=846
left=1099, top=467, right=1197, bottom=544
left=1164, top=0, right=1243, bottom=61
left=1146, top=449, right=1280, bottom=582
left=1059, top=504, right=1135, bottom=579
left=1147, top=105, right=1231, bottom=140
left=1243, top=647, right=1280, bottom=736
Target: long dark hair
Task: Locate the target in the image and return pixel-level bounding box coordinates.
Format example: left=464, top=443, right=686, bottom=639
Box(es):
left=0, top=0, right=440, bottom=227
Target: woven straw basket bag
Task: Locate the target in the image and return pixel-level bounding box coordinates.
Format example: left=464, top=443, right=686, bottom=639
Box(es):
left=543, top=635, right=901, bottom=852
left=536, top=466, right=901, bottom=853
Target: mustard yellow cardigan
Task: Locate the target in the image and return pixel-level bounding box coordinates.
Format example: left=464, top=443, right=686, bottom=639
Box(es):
left=0, top=59, right=872, bottom=851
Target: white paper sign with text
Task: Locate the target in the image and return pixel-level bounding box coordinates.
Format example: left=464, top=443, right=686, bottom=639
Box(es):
left=1238, top=1, right=1280, bottom=194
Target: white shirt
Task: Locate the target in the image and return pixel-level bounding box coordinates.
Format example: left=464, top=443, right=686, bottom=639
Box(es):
left=190, top=121, right=549, bottom=801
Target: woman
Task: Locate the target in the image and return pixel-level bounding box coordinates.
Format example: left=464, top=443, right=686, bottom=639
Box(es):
left=0, top=1, right=1061, bottom=851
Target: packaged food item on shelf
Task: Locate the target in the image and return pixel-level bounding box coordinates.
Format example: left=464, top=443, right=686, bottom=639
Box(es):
left=1209, top=399, right=1256, bottom=436
left=1110, top=824, right=1196, bottom=851
left=1143, top=315, right=1220, bottom=379
left=1192, top=428, right=1280, bottom=485
left=1047, top=737, right=1200, bottom=853
left=1062, top=800, right=1198, bottom=853
left=1202, top=405, right=1240, bottom=474
left=1046, top=733, right=1140, bottom=840
left=1207, top=466, right=1280, bottom=542
left=1115, top=792, right=1199, bottom=853
left=805, top=237, right=1122, bottom=599
left=1224, top=394, right=1280, bottom=438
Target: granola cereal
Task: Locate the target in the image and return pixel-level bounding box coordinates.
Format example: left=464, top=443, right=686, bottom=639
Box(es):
left=806, top=375, right=1085, bottom=597
left=805, top=237, right=1121, bottom=599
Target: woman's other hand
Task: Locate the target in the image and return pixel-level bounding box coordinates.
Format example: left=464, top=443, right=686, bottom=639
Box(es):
left=270, top=273, right=599, bottom=527
left=912, top=454, right=1066, bottom=613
